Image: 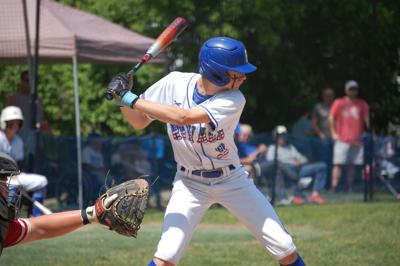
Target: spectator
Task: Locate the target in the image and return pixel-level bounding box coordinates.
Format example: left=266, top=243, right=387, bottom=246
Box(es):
left=234, top=123, right=299, bottom=204
left=82, top=133, right=106, bottom=194
left=235, top=123, right=267, bottom=179
left=329, top=80, right=369, bottom=192
left=132, top=142, right=152, bottom=176
left=311, top=87, right=335, bottom=187
left=267, top=125, right=327, bottom=204
left=312, top=88, right=335, bottom=140
left=111, top=142, right=137, bottom=180
left=6, top=71, right=49, bottom=143
left=292, top=111, right=313, bottom=138
left=0, top=106, right=48, bottom=216
left=374, top=133, right=400, bottom=199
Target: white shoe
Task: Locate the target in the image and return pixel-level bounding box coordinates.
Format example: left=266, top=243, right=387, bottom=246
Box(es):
left=298, top=177, right=313, bottom=189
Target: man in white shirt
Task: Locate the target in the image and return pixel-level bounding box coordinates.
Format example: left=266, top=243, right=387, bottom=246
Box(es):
left=267, top=125, right=327, bottom=204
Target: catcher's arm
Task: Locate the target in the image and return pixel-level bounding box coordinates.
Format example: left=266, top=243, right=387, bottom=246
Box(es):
left=16, top=210, right=86, bottom=245
left=5, top=179, right=148, bottom=248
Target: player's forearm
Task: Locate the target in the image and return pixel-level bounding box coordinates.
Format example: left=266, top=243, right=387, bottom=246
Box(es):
left=121, top=106, right=152, bottom=129
left=23, top=210, right=84, bottom=244
left=134, top=99, right=208, bottom=126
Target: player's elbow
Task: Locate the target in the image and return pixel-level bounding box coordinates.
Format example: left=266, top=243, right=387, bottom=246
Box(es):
left=174, top=117, right=190, bottom=126
left=174, top=110, right=193, bottom=126
left=131, top=121, right=148, bottom=130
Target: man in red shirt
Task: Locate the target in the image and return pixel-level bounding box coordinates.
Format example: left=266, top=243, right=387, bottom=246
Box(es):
left=329, top=80, right=369, bottom=192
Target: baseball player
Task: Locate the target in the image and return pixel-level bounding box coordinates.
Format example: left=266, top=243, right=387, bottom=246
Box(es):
left=106, top=36, right=305, bottom=266
left=0, top=106, right=48, bottom=216
left=0, top=151, right=147, bottom=254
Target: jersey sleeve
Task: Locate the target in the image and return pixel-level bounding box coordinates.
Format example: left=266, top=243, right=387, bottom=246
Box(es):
left=11, top=135, right=24, bottom=162
left=4, top=218, right=31, bottom=248
left=140, top=72, right=178, bottom=105
left=198, top=90, right=245, bottom=130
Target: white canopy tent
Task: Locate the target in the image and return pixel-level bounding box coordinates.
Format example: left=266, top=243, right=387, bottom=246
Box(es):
left=0, top=0, right=164, bottom=208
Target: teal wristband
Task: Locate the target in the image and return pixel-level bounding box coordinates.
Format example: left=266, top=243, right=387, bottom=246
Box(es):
left=121, top=91, right=139, bottom=108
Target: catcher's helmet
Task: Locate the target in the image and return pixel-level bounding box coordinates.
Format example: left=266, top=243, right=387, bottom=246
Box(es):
left=0, top=151, right=20, bottom=177
left=199, top=37, right=256, bottom=86
left=0, top=106, right=24, bottom=130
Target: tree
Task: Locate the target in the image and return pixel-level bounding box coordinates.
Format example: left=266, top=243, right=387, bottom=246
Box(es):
left=1, top=0, right=398, bottom=135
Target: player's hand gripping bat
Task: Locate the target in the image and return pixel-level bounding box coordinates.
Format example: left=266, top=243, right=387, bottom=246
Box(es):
left=105, top=17, right=188, bottom=100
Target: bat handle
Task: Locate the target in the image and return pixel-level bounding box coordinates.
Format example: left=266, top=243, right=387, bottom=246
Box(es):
left=105, top=92, right=114, bottom=100
left=104, top=63, right=142, bottom=100
left=105, top=54, right=151, bottom=100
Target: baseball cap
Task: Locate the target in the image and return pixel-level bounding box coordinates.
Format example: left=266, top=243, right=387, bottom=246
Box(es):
left=275, top=125, right=287, bottom=135
left=345, top=80, right=359, bottom=92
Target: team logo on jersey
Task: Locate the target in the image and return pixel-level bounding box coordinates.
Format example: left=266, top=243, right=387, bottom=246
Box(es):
left=215, top=143, right=229, bottom=159
left=173, top=100, right=182, bottom=106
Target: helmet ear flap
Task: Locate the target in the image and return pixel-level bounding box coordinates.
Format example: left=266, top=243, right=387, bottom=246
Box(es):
left=199, top=60, right=230, bottom=87
left=0, top=119, right=5, bottom=131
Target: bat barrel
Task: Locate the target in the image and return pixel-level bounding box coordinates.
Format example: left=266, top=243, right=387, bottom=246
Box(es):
left=105, top=17, right=188, bottom=100
left=146, top=17, right=188, bottom=58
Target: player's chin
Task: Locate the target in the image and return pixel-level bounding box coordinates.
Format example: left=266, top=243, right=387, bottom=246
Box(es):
left=230, top=85, right=243, bottom=91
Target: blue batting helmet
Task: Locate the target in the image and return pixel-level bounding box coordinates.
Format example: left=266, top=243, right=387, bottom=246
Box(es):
left=199, top=37, right=257, bottom=86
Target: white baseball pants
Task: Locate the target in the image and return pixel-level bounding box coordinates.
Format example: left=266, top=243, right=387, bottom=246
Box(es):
left=154, top=166, right=296, bottom=264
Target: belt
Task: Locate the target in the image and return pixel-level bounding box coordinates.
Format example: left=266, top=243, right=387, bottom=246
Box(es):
left=180, top=164, right=235, bottom=178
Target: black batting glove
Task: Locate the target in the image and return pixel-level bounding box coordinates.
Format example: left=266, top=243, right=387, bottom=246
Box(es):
left=105, top=73, right=133, bottom=100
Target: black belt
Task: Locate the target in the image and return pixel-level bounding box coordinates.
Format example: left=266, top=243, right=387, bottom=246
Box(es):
left=180, top=165, right=235, bottom=178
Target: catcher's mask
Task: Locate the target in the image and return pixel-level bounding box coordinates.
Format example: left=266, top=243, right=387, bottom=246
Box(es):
left=7, top=182, right=23, bottom=220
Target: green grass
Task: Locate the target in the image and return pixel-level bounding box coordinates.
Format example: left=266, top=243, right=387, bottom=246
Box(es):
left=2, top=202, right=400, bottom=266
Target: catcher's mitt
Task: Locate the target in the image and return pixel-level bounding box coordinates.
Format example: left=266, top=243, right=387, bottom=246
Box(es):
left=94, top=178, right=149, bottom=237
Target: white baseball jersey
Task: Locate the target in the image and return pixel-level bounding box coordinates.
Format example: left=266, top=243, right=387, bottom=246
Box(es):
left=141, top=71, right=244, bottom=170
left=0, top=131, right=24, bottom=162
left=0, top=131, right=47, bottom=191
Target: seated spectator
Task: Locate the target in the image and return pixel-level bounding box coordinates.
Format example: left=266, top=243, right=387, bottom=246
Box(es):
left=235, top=123, right=267, bottom=179
left=266, top=125, right=328, bottom=204
left=82, top=133, right=106, bottom=196
left=132, top=142, right=152, bottom=176
left=235, top=124, right=296, bottom=203
left=0, top=106, right=48, bottom=216
left=111, top=142, right=138, bottom=181
left=374, top=133, right=400, bottom=199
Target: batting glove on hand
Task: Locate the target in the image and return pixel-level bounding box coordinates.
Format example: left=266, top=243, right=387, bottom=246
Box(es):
left=105, top=73, right=139, bottom=108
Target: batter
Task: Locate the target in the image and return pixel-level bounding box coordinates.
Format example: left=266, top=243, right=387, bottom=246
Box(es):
left=106, top=36, right=305, bottom=266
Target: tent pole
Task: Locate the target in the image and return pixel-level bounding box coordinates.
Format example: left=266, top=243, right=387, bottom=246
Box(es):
left=73, top=55, right=83, bottom=209
left=22, top=0, right=34, bottom=87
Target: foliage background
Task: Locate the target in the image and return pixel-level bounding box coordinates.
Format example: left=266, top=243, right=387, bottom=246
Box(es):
left=0, top=0, right=399, bottom=136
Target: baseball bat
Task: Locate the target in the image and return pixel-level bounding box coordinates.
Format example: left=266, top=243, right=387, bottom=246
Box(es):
left=105, top=17, right=188, bottom=100
left=22, top=190, right=53, bottom=215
